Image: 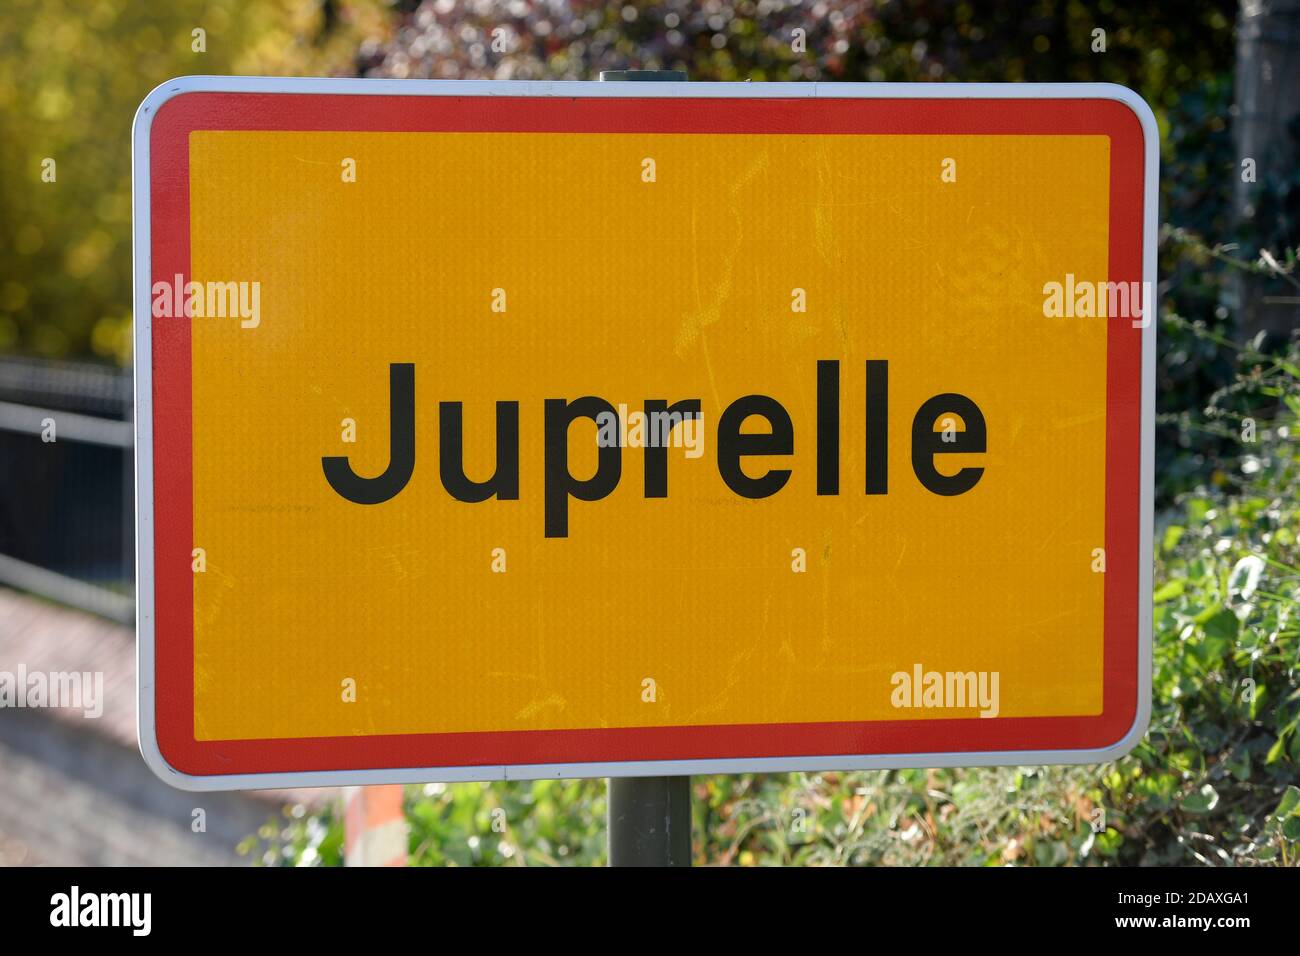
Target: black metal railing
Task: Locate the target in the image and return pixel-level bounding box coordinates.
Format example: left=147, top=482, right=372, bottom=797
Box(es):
left=0, top=356, right=134, bottom=623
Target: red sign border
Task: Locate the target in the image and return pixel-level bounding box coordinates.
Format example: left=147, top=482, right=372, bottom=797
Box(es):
left=147, top=90, right=1146, bottom=777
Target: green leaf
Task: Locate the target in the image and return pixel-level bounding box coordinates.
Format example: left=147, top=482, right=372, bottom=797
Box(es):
left=1275, top=785, right=1300, bottom=819
left=1248, top=682, right=1266, bottom=719
left=1154, top=579, right=1186, bottom=603
left=1180, top=784, right=1220, bottom=814
left=1201, top=609, right=1239, bottom=642
left=1193, top=605, right=1220, bottom=624
left=1226, top=749, right=1251, bottom=781
left=1162, top=525, right=1185, bottom=553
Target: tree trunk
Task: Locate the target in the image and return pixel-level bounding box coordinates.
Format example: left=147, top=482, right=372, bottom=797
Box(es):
left=1233, top=0, right=1300, bottom=343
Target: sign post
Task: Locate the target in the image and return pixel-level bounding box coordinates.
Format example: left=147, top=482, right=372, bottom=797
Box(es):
left=607, top=775, right=692, bottom=867
left=133, top=79, right=1156, bottom=854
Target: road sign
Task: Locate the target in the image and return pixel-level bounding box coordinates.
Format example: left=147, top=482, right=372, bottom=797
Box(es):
left=133, top=77, right=1156, bottom=790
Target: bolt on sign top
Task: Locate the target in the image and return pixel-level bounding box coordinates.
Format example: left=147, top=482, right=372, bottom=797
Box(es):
left=133, top=77, right=1156, bottom=791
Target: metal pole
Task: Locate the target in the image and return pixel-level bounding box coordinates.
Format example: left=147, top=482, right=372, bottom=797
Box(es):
left=599, top=67, right=692, bottom=867
left=607, top=776, right=692, bottom=867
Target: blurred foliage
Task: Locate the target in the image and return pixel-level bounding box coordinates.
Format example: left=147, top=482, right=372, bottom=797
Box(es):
left=403, top=779, right=608, bottom=865
left=368, top=0, right=1236, bottom=98
left=0, top=0, right=391, bottom=363
left=239, top=798, right=345, bottom=866
left=1159, top=225, right=1300, bottom=496
left=1133, top=333, right=1300, bottom=865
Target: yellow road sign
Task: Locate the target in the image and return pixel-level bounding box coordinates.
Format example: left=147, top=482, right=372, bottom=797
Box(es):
left=133, top=78, right=1155, bottom=789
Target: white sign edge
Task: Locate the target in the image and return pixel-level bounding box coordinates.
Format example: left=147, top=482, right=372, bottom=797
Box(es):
left=131, top=76, right=1158, bottom=792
